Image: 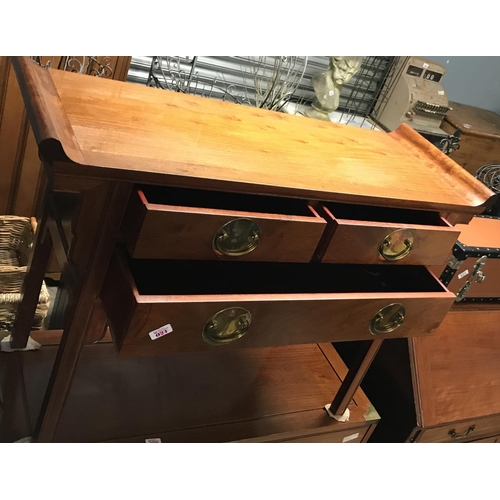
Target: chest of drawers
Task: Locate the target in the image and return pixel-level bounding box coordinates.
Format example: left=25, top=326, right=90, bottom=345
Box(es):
left=1, top=57, right=495, bottom=442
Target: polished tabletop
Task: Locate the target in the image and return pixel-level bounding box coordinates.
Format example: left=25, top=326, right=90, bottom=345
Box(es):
left=13, top=57, right=495, bottom=215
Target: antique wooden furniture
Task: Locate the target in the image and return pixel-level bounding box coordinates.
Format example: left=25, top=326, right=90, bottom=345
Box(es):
left=337, top=308, right=500, bottom=443
left=441, top=102, right=500, bottom=175
left=0, top=341, right=379, bottom=442
left=0, top=57, right=495, bottom=442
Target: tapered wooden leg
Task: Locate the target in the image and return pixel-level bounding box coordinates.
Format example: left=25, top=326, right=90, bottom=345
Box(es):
left=10, top=211, right=53, bottom=349
left=34, top=179, right=131, bottom=442
left=329, top=339, right=384, bottom=416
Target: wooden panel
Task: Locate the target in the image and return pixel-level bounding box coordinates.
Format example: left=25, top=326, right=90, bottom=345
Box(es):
left=104, top=410, right=371, bottom=443
left=124, top=189, right=326, bottom=262
left=284, top=428, right=365, bottom=443
left=454, top=217, right=500, bottom=249
left=418, top=414, right=500, bottom=443
left=13, top=125, right=43, bottom=216
left=0, top=58, right=29, bottom=214
left=442, top=120, right=500, bottom=175
left=445, top=102, right=500, bottom=138
left=101, top=250, right=455, bottom=356
left=410, top=309, right=500, bottom=427
left=18, top=342, right=371, bottom=442
left=12, top=59, right=490, bottom=217
left=469, top=435, right=500, bottom=443
left=321, top=205, right=460, bottom=266
left=1, top=56, right=131, bottom=220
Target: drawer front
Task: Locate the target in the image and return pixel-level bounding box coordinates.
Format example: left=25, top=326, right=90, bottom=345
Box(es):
left=319, top=205, right=460, bottom=266
left=470, top=435, right=500, bottom=443
left=101, top=251, right=456, bottom=356
left=283, top=428, right=366, bottom=443
left=123, top=189, right=326, bottom=262
left=418, top=414, right=500, bottom=443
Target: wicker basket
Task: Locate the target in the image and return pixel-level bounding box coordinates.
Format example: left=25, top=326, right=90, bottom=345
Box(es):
left=0, top=216, right=50, bottom=333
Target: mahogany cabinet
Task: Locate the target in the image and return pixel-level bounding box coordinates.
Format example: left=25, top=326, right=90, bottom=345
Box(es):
left=0, top=57, right=495, bottom=442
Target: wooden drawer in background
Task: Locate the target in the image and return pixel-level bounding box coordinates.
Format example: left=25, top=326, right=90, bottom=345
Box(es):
left=101, top=248, right=455, bottom=356
left=122, top=186, right=327, bottom=262
left=317, top=202, right=460, bottom=266
left=417, top=413, right=500, bottom=443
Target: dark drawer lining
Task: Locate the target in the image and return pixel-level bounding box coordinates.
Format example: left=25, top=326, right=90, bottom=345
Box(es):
left=323, top=201, right=446, bottom=226
left=129, top=259, right=444, bottom=295
left=140, top=185, right=316, bottom=217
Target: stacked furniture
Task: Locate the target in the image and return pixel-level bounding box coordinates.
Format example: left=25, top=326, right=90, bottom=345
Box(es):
left=0, top=57, right=495, bottom=442
left=338, top=215, right=500, bottom=442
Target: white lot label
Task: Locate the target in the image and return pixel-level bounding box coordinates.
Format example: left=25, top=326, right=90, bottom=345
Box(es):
left=145, top=438, right=162, bottom=443
left=342, top=433, right=359, bottom=443
left=149, top=324, right=173, bottom=340
left=458, top=270, right=469, bottom=280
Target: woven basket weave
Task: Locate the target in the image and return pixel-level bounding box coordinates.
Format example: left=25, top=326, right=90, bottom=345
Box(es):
left=0, top=216, right=49, bottom=333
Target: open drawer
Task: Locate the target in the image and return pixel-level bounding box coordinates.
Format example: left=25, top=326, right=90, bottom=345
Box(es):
left=122, top=186, right=327, bottom=262
left=317, top=202, right=460, bottom=266
left=101, top=248, right=455, bottom=356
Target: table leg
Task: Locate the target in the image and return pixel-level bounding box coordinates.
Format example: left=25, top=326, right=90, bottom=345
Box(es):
left=10, top=208, right=53, bottom=349
left=329, top=339, right=384, bottom=417
left=34, top=179, right=131, bottom=442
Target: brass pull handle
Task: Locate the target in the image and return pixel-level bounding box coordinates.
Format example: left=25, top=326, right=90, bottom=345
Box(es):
left=448, top=425, right=475, bottom=439
left=213, top=219, right=261, bottom=257
left=202, top=307, right=251, bottom=345
left=370, top=303, right=406, bottom=335
left=379, top=229, right=414, bottom=261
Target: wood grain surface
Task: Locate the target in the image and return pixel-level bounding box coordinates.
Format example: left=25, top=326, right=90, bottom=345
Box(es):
left=320, top=205, right=460, bottom=265
left=101, top=249, right=455, bottom=355
left=11, top=57, right=494, bottom=216
left=410, top=309, right=500, bottom=427
left=453, top=216, right=500, bottom=248
left=13, top=342, right=373, bottom=442
left=124, top=189, right=326, bottom=262
left=442, top=103, right=500, bottom=174
left=417, top=413, right=500, bottom=443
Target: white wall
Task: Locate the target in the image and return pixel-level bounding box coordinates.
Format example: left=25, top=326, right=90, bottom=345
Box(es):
left=424, top=56, right=500, bottom=115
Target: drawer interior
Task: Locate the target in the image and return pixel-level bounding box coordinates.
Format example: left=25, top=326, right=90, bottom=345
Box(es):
left=322, top=201, right=448, bottom=226
left=129, top=258, right=445, bottom=295
left=139, top=185, right=318, bottom=217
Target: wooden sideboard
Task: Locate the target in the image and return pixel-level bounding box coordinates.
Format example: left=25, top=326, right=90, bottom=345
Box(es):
left=0, top=57, right=495, bottom=442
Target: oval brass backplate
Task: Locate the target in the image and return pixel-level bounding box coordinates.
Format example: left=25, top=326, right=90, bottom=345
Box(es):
left=378, top=229, right=414, bottom=261
left=370, top=303, right=406, bottom=335
left=213, top=219, right=261, bottom=257
left=202, top=307, right=252, bottom=346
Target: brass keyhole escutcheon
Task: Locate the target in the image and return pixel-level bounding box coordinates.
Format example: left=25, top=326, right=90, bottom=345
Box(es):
left=202, top=307, right=252, bottom=345
left=213, top=219, right=261, bottom=257
left=379, top=229, right=414, bottom=261
left=370, top=303, right=406, bottom=335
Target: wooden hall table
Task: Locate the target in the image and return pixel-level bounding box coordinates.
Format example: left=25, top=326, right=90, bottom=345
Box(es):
left=2, top=57, right=494, bottom=443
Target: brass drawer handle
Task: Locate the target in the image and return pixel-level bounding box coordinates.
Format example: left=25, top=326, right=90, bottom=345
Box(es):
left=202, top=307, right=251, bottom=345
left=379, top=229, right=414, bottom=261
left=448, top=425, right=475, bottom=439
left=370, top=303, right=406, bottom=335
left=213, top=219, right=261, bottom=257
